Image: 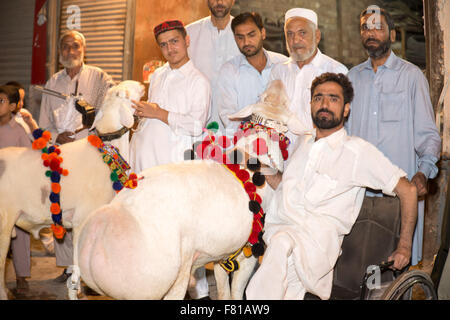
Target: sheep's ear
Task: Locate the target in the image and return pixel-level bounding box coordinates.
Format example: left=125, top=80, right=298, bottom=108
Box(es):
left=228, top=104, right=254, bottom=120
left=119, top=104, right=135, bottom=128
left=90, top=110, right=103, bottom=130
left=287, top=114, right=311, bottom=135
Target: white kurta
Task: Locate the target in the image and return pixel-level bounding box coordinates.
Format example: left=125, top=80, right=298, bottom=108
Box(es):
left=38, top=64, right=115, bottom=143
left=129, top=60, right=211, bottom=173
left=246, top=128, right=406, bottom=300
left=186, top=16, right=240, bottom=126
left=270, top=50, right=348, bottom=146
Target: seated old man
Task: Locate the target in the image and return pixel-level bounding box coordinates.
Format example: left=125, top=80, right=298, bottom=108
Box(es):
left=246, top=73, right=417, bottom=300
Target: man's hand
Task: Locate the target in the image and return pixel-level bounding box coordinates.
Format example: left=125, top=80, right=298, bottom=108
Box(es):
left=56, top=131, right=75, bottom=144
left=388, top=246, right=411, bottom=270
left=411, top=172, right=427, bottom=197
left=131, top=100, right=169, bottom=124
left=19, top=109, right=39, bottom=132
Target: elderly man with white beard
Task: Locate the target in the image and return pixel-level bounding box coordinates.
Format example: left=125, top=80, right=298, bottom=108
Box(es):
left=270, top=8, right=348, bottom=148
left=39, top=30, right=115, bottom=145
left=38, top=30, right=115, bottom=283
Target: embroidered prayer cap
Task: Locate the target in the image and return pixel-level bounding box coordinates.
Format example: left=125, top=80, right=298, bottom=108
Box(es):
left=285, top=8, right=318, bottom=27
left=153, top=20, right=185, bottom=38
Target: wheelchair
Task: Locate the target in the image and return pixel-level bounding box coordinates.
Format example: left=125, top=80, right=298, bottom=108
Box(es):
left=306, top=196, right=439, bottom=300
left=358, top=260, right=437, bottom=300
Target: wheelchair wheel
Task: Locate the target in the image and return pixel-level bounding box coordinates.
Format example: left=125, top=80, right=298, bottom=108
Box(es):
left=380, top=270, right=437, bottom=300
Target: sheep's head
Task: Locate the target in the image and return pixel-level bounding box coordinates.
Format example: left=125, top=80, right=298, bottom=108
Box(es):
left=225, top=80, right=308, bottom=173
left=91, top=80, right=145, bottom=134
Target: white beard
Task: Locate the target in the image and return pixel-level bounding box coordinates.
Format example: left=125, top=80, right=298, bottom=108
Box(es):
left=59, top=53, right=84, bottom=69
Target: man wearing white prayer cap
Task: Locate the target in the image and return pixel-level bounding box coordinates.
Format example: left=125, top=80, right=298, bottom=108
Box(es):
left=269, top=7, right=348, bottom=149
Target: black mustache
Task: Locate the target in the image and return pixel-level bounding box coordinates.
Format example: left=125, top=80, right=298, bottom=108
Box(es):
left=365, top=38, right=381, bottom=44
left=316, top=108, right=334, bottom=116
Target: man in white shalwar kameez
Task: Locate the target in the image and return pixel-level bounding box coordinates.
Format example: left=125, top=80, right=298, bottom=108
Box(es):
left=186, top=0, right=240, bottom=127
left=130, top=20, right=211, bottom=174
left=38, top=30, right=115, bottom=283
left=246, top=73, right=418, bottom=300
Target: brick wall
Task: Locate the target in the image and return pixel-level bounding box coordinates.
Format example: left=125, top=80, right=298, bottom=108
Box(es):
left=232, top=0, right=381, bottom=69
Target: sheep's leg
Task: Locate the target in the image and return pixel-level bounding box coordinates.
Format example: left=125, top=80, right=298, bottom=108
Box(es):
left=163, top=256, right=193, bottom=300
left=0, top=210, right=17, bottom=300
left=231, top=254, right=258, bottom=300
left=214, top=263, right=231, bottom=300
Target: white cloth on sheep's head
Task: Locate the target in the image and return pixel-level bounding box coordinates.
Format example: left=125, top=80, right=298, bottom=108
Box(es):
left=91, top=80, right=145, bottom=133
left=228, top=80, right=309, bottom=172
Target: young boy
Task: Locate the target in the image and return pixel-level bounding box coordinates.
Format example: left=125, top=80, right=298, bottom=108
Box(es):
left=4, top=81, right=38, bottom=137
left=0, top=85, right=32, bottom=293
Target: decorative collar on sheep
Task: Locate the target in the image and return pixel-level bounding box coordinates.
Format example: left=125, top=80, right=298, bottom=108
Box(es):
left=88, top=135, right=139, bottom=192
left=190, top=121, right=290, bottom=272
left=32, top=129, right=69, bottom=240
left=94, top=126, right=130, bottom=142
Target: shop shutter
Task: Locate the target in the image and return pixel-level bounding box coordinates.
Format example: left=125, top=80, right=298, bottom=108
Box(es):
left=0, top=0, right=35, bottom=89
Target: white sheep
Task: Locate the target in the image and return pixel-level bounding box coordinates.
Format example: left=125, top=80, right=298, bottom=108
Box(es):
left=71, top=80, right=306, bottom=299
left=0, top=80, right=144, bottom=300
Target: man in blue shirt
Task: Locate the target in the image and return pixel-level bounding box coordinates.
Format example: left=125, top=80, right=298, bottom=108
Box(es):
left=216, top=12, right=288, bottom=131
left=338, top=6, right=441, bottom=294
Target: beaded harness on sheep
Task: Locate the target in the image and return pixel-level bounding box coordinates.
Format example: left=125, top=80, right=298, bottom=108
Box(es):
left=32, top=129, right=138, bottom=240
left=192, top=120, right=290, bottom=272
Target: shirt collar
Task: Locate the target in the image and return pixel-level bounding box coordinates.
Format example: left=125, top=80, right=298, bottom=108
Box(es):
left=207, top=15, right=233, bottom=32
left=7, top=116, right=20, bottom=129
left=238, top=49, right=272, bottom=69
left=359, top=50, right=400, bottom=72
left=61, top=63, right=85, bottom=79
left=287, top=49, right=324, bottom=69
left=168, top=59, right=194, bottom=77
left=312, top=127, right=347, bottom=149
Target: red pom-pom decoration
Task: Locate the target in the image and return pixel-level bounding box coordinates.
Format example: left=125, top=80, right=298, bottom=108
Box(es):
left=50, top=158, right=60, bottom=171
left=282, top=149, right=289, bottom=161
left=244, top=182, right=256, bottom=194
left=248, top=192, right=262, bottom=204
left=279, top=139, right=288, bottom=150
left=129, top=173, right=137, bottom=180
left=236, top=169, right=250, bottom=182
left=218, top=136, right=231, bottom=149
left=226, top=164, right=240, bottom=173
left=252, top=138, right=268, bottom=155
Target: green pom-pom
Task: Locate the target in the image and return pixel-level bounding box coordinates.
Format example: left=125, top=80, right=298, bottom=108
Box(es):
left=45, top=170, right=52, bottom=177
left=110, top=172, right=118, bottom=181
left=206, top=121, right=219, bottom=132
left=42, top=147, right=48, bottom=154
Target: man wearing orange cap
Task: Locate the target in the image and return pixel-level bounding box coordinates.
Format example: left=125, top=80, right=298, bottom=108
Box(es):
left=270, top=8, right=348, bottom=148
left=130, top=20, right=210, bottom=173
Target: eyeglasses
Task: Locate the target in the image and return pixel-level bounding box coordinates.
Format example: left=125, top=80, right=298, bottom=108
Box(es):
left=361, top=23, right=386, bottom=31
left=0, top=98, right=9, bottom=104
